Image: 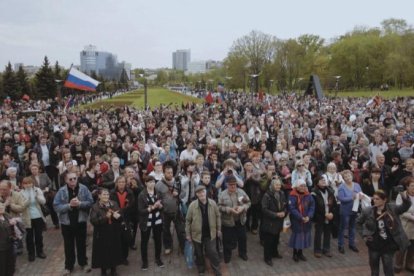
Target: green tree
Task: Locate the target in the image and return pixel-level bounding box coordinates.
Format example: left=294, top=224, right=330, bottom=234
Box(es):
left=2, top=62, right=19, bottom=100
left=381, top=18, right=409, bottom=35
left=229, top=30, right=276, bottom=92
left=35, top=56, right=57, bottom=99
left=155, top=70, right=168, bottom=85
left=54, top=61, right=62, bottom=80
left=119, top=68, right=129, bottom=90
left=16, top=65, right=30, bottom=97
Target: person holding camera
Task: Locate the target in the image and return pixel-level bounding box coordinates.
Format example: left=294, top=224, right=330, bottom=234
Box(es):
left=218, top=176, right=251, bottom=263
left=215, top=159, right=244, bottom=192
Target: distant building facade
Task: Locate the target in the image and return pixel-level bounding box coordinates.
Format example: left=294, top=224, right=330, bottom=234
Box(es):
left=80, top=45, right=130, bottom=80
left=172, top=49, right=191, bottom=71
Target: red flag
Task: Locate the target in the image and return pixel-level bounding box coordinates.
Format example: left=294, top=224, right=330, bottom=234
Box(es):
left=205, top=91, right=213, bottom=104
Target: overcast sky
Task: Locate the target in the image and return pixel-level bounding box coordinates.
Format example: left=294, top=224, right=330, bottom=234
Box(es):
left=0, top=0, right=412, bottom=69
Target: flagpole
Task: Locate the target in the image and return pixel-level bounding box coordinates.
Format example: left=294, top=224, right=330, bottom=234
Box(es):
left=58, top=64, right=73, bottom=108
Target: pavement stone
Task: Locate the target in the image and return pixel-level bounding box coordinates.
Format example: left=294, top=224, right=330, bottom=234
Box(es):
left=14, top=219, right=412, bottom=276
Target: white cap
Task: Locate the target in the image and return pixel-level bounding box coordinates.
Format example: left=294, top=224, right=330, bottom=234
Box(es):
left=292, top=179, right=306, bottom=189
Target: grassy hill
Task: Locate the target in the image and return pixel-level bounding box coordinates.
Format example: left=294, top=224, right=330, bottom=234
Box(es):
left=84, top=88, right=203, bottom=109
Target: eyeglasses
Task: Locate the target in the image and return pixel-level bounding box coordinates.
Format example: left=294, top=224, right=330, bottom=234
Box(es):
left=297, top=164, right=304, bottom=167
left=68, top=177, right=77, bottom=181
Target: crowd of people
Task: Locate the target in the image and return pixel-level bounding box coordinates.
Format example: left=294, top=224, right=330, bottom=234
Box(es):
left=0, top=89, right=413, bottom=276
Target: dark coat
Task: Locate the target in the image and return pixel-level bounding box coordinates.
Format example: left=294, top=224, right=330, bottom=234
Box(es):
left=356, top=194, right=411, bottom=252
left=311, top=186, right=337, bottom=224
left=288, top=190, right=315, bottom=234
left=90, top=200, right=123, bottom=269
left=102, top=169, right=124, bottom=190
left=0, top=213, right=13, bottom=251
left=110, top=188, right=136, bottom=223
left=261, top=189, right=287, bottom=235
left=137, top=189, right=163, bottom=232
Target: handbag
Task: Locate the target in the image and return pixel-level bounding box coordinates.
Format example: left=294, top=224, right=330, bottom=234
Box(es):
left=40, top=204, right=50, bottom=217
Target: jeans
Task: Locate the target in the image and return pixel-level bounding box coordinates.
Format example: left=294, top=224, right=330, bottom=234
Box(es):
left=26, top=218, right=45, bottom=256
left=61, top=222, right=88, bottom=270
left=141, top=224, right=162, bottom=263
left=222, top=222, right=247, bottom=261
left=162, top=212, right=185, bottom=252
left=314, top=222, right=332, bottom=253
left=338, top=212, right=356, bottom=248
left=263, top=232, right=280, bottom=261
left=193, top=238, right=221, bottom=276
left=368, top=249, right=395, bottom=276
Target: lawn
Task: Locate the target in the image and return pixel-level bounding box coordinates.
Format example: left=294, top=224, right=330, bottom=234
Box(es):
left=84, top=88, right=203, bottom=109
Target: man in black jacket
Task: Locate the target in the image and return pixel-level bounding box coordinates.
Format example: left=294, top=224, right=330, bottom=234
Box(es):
left=311, top=176, right=337, bottom=258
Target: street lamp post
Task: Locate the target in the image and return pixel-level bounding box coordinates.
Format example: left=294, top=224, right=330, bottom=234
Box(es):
left=225, top=76, right=232, bottom=92
left=334, top=75, right=341, bottom=97
left=139, top=74, right=148, bottom=110
left=269, top=79, right=274, bottom=94
left=249, top=74, right=260, bottom=100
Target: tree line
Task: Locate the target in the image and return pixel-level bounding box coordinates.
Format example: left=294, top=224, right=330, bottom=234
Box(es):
left=156, top=18, right=414, bottom=93
left=0, top=57, right=129, bottom=101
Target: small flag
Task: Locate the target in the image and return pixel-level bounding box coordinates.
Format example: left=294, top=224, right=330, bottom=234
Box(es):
left=64, top=68, right=100, bottom=92
left=63, top=96, right=74, bottom=112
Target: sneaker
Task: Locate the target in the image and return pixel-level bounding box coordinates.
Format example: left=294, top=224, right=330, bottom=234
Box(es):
left=298, top=254, right=307, bottom=261
left=62, top=269, right=72, bottom=276
left=265, top=259, right=273, bottom=266
left=28, top=254, right=35, bottom=262
left=273, top=252, right=283, bottom=259
left=239, top=254, right=248, bottom=261
left=251, top=229, right=258, bottom=235
left=156, top=259, right=164, bottom=268
left=164, top=249, right=171, bottom=255
left=37, top=252, right=47, bottom=259
left=141, top=262, right=148, bottom=271
left=80, top=266, right=91, bottom=273
left=338, top=247, right=345, bottom=254
left=314, top=252, right=322, bottom=258
left=323, top=252, right=333, bottom=257
left=349, top=246, right=359, bottom=253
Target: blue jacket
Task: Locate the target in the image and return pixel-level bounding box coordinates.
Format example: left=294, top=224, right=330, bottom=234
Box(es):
left=337, top=182, right=361, bottom=215
left=53, top=184, right=93, bottom=225
left=288, top=190, right=315, bottom=233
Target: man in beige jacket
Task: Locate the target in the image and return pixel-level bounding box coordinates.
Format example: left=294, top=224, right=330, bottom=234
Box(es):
left=186, top=185, right=222, bottom=276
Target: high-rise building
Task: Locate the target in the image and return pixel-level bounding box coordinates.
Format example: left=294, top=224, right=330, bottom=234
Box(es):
left=80, top=45, right=129, bottom=80
left=172, top=49, right=191, bottom=71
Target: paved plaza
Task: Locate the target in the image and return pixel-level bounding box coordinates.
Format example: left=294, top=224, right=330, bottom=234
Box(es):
left=14, top=219, right=412, bottom=276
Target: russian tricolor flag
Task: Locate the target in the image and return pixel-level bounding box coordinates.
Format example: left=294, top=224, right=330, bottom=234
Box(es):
left=64, top=68, right=100, bottom=92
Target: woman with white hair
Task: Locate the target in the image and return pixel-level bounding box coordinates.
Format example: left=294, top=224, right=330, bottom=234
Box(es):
left=5, top=167, right=21, bottom=191
left=322, top=162, right=344, bottom=197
